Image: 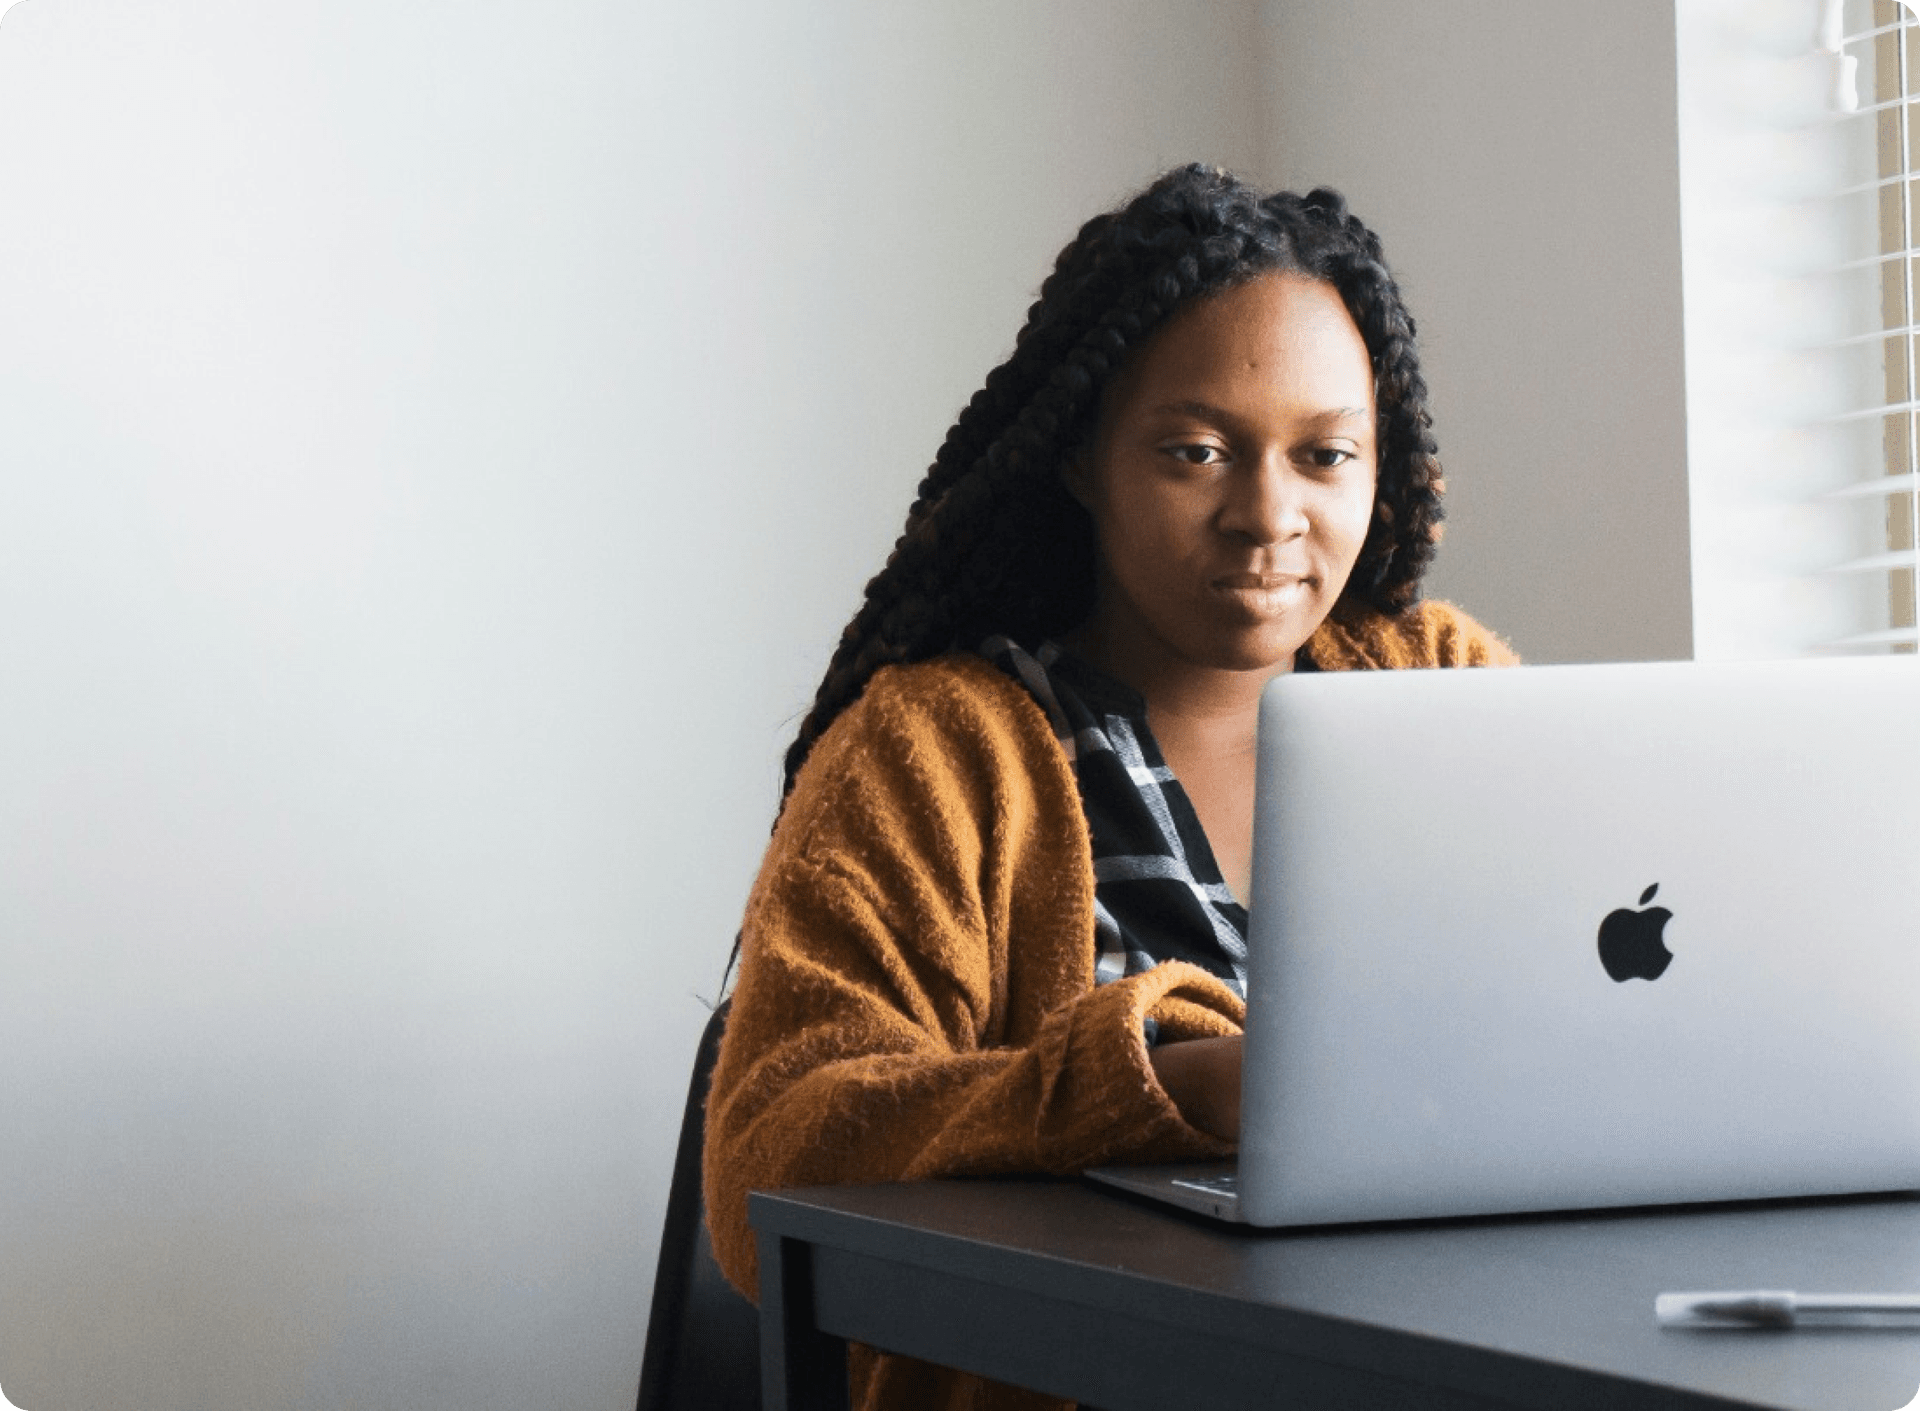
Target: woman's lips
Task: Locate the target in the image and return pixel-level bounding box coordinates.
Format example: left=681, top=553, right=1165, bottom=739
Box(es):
left=1215, top=571, right=1313, bottom=591
left=1211, top=571, right=1318, bottom=621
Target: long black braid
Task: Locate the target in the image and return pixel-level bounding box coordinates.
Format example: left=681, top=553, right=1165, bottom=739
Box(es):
left=783, top=164, right=1444, bottom=802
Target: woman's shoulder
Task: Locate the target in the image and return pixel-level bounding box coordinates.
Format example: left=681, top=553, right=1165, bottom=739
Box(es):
left=837, top=652, right=1055, bottom=750
left=1304, top=598, right=1519, bottom=671
left=784, top=652, right=1073, bottom=821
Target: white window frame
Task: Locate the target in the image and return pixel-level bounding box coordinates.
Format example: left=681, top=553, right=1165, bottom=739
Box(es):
left=1676, top=0, right=1917, bottom=658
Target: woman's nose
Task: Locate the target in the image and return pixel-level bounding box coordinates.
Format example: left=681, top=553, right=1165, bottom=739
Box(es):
left=1221, top=463, right=1311, bottom=544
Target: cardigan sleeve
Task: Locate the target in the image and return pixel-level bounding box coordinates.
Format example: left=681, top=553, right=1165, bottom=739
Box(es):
left=702, top=658, right=1242, bottom=1298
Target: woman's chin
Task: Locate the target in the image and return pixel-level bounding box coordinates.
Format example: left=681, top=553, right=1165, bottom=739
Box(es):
left=1192, top=628, right=1316, bottom=677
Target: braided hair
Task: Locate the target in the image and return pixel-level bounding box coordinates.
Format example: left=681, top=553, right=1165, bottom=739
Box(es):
left=783, top=164, right=1444, bottom=800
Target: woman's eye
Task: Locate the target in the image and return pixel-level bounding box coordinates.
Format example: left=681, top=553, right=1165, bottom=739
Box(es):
left=1307, top=447, right=1355, bottom=470
left=1167, top=444, right=1226, bottom=466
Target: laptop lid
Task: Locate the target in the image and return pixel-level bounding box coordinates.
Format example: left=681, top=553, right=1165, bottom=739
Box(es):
left=1236, top=655, right=1920, bottom=1228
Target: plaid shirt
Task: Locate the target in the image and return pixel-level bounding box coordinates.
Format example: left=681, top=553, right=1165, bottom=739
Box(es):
left=982, top=636, right=1272, bottom=1006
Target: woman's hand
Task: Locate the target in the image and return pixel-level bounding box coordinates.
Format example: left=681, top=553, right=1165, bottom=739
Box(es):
left=1147, top=1034, right=1242, bottom=1143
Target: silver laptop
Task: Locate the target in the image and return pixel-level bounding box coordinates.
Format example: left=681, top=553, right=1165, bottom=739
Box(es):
left=1088, top=655, right=1920, bottom=1226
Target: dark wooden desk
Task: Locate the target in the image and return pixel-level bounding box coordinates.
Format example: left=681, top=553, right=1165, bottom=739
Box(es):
left=750, top=1179, right=1920, bottom=1410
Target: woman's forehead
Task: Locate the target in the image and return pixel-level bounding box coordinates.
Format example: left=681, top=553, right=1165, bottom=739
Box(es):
left=1104, top=274, right=1374, bottom=424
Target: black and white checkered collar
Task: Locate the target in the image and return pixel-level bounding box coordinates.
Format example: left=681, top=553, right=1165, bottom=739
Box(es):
left=980, top=637, right=1249, bottom=1002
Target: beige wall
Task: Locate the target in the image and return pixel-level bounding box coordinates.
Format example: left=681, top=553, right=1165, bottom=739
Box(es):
left=0, top=2, right=1267, bottom=1408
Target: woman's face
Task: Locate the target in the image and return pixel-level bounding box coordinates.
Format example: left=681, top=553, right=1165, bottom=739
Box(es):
left=1065, top=271, right=1379, bottom=687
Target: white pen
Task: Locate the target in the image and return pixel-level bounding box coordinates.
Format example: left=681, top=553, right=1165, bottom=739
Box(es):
left=1657, top=1291, right=1920, bottom=1328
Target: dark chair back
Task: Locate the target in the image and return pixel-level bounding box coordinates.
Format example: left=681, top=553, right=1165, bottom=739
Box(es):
left=637, top=1001, right=763, bottom=1411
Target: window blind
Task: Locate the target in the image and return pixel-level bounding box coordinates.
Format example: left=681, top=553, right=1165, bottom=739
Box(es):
left=1816, top=0, right=1920, bottom=650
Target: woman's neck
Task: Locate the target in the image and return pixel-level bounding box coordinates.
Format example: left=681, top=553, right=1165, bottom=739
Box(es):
left=1058, top=622, right=1291, bottom=729
left=1058, top=624, right=1290, bottom=906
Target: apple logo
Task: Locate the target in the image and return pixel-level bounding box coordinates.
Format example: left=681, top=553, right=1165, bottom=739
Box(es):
left=1597, top=883, right=1674, bottom=982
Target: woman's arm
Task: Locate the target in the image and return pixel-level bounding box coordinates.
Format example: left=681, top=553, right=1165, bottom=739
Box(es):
left=701, top=659, right=1244, bottom=1297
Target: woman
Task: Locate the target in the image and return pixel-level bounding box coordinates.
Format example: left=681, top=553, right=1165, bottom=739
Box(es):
left=703, top=164, right=1515, bottom=1411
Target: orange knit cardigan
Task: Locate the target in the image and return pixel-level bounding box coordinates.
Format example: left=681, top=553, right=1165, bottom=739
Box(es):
left=704, top=600, right=1516, bottom=1411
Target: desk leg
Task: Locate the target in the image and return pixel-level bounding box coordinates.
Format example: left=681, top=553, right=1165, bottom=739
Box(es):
left=757, top=1230, right=850, bottom=1411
